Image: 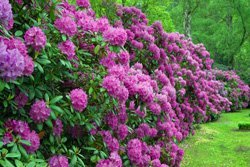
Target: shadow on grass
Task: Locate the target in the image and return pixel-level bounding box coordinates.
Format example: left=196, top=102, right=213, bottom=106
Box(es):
left=231, top=128, right=250, bottom=132
left=235, top=146, right=250, bottom=153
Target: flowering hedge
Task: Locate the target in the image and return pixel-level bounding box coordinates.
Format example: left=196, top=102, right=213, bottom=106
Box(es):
left=0, top=0, right=249, bottom=167
left=212, top=70, right=250, bottom=111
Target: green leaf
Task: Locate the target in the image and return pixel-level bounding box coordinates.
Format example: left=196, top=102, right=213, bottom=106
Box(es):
left=18, top=145, right=28, bottom=159
left=83, top=147, right=97, bottom=151
left=60, top=59, right=66, bottom=66
left=100, top=88, right=106, bottom=92
left=50, top=111, right=57, bottom=120
left=35, top=62, right=44, bottom=73
left=7, top=142, right=14, bottom=147
left=34, top=159, right=46, bottom=163
left=62, top=35, right=67, bottom=41
left=88, top=87, right=94, bottom=95
left=45, top=119, right=53, bottom=128
left=70, top=155, right=77, bottom=166
left=15, top=30, right=23, bottom=37
left=11, top=144, right=18, bottom=153
left=90, top=155, right=99, bottom=163
left=6, top=152, right=20, bottom=158
left=0, top=141, right=3, bottom=148
left=77, top=157, right=85, bottom=167
left=100, top=151, right=107, bottom=159
left=26, top=161, right=36, bottom=167
left=94, top=45, right=100, bottom=54
left=46, top=42, right=51, bottom=47
left=0, top=160, right=6, bottom=167
left=61, top=137, right=67, bottom=143
left=123, top=160, right=130, bottom=166
left=3, top=100, right=8, bottom=107
left=37, top=59, right=51, bottom=65
left=45, top=93, right=50, bottom=102
left=49, top=134, right=54, bottom=144
left=0, top=79, right=5, bottom=92
left=20, top=140, right=31, bottom=146
left=50, top=96, right=63, bottom=104
left=37, top=124, right=43, bottom=131
left=15, top=160, right=24, bottom=167
left=4, top=159, right=15, bottom=167
left=50, top=105, right=64, bottom=114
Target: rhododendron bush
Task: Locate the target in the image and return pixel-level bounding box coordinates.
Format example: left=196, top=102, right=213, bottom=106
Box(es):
left=213, top=70, right=250, bottom=111
left=0, top=0, right=249, bottom=167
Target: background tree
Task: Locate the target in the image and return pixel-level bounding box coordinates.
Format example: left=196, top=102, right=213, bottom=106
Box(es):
left=170, top=0, right=250, bottom=83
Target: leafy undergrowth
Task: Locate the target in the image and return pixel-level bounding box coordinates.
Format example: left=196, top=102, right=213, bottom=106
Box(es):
left=180, top=109, right=250, bottom=167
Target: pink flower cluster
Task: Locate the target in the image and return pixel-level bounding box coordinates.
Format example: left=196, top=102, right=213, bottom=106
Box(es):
left=92, top=4, right=248, bottom=167
left=58, top=40, right=76, bottom=60
left=55, top=16, right=77, bottom=37
left=49, top=155, right=69, bottom=167
left=213, top=69, right=250, bottom=111
left=76, top=0, right=90, bottom=8
left=69, top=88, right=88, bottom=112
left=0, top=0, right=14, bottom=30
left=24, top=27, right=47, bottom=51
left=53, top=119, right=63, bottom=136
left=96, top=152, right=122, bottom=167
left=100, top=131, right=119, bottom=153
left=127, top=139, right=169, bottom=166
left=30, top=100, right=51, bottom=123
left=50, top=2, right=249, bottom=166
left=103, top=27, right=128, bottom=46
left=14, top=92, right=28, bottom=109
left=4, top=120, right=40, bottom=153
left=2, top=1, right=249, bottom=167
left=0, top=37, right=34, bottom=80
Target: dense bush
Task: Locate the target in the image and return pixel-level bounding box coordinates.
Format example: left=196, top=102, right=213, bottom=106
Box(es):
left=213, top=70, right=250, bottom=111
left=238, top=123, right=250, bottom=130
left=0, top=0, right=249, bottom=167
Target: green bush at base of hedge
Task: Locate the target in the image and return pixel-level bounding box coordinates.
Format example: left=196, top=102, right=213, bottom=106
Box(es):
left=238, top=123, right=250, bottom=130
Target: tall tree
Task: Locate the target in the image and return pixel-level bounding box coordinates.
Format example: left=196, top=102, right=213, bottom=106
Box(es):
left=170, top=0, right=250, bottom=83
left=117, top=0, right=175, bottom=31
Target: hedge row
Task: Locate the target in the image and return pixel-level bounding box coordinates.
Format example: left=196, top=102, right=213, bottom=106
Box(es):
left=0, top=0, right=249, bottom=167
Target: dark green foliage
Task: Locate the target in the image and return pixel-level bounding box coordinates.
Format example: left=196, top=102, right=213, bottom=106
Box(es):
left=90, top=0, right=119, bottom=21
left=170, top=0, right=250, bottom=84
left=119, top=0, right=175, bottom=31
left=238, top=123, right=250, bottom=130
left=209, top=113, right=221, bottom=122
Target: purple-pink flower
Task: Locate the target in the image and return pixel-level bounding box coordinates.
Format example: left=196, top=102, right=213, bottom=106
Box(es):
left=0, top=0, right=14, bottom=30
left=30, top=100, right=51, bottom=123
left=53, top=119, right=63, bottom=136
left=22, top=130, right=40, bottom=153
left=97, top=17, right=110, bottom=33
left=127, top=138, right=143, bottom=165
left=76, top=0, right=90, bottom=8
left=54, top=16, right=77, bottom=36
left=24, top=27, right=47, bottom=51
left=15, top=92, right=28, bottom=109
left=103, top=27, right=127, bottom=46
left=116, top=124, right=128, bottom=140
left=4, top=119, right=40, bottom=153
left=0, top=40, right=25, bottom=80
left=96, top=152, right=122, bottom=167
left=102, top=76, right=129, bottom=102
left=49, top=155, right=69, bottom=167
left=69, top=88, right=88, bottom=112
left=23, top=56, right=34, bottom=76
left=58, top=40, right=76, bottom=60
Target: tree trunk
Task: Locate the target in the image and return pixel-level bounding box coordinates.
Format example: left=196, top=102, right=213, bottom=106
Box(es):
left=122, top=0, right=126, bottom=6
left=226, top=5, right=234, bottom=68
left=183, top=0, right=192, bottom=38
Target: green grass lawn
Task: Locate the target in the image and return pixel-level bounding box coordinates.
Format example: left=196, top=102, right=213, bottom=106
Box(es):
left=180, top=109, right=250, bottom=167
